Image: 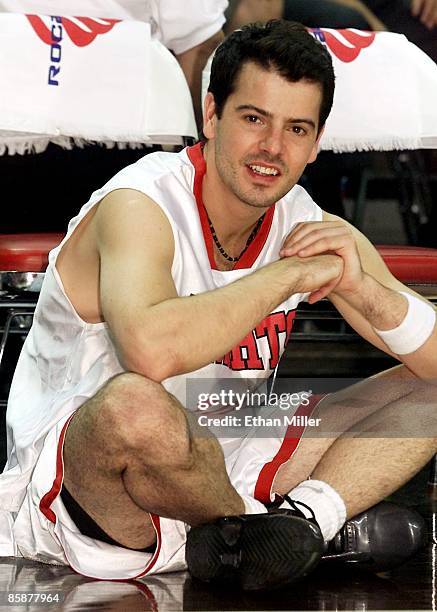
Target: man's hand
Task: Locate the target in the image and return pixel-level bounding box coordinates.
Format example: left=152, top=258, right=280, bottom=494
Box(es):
left=278, top=214, right=437, bottom=380
left=279, top=220, right=365, bottom=300
left=411, top=0, right=437, bottom=29
left=291, top=253, right=344, bottom=304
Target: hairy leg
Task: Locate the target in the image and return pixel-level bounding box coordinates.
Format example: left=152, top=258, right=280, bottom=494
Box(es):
left=63, top=373, right=244, bottom=550
left=283, top=0, right=371, bottom=28
left=273, top=365, right=437, bottom=517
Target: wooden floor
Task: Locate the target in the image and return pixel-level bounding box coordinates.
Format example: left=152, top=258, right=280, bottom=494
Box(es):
left=0, top=549, right=435, bottom=612
left=0, top=472, right=435, bottom=611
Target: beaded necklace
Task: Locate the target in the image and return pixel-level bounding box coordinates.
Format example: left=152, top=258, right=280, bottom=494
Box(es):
left=207, top=213, right=265, bottom=263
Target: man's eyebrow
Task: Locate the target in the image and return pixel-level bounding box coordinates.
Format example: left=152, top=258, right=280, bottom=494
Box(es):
left=236, top=104, right=273, bottom=118
left=287, top=117, right=317, bottom=130
left=235, top=104, right=316, bottom=130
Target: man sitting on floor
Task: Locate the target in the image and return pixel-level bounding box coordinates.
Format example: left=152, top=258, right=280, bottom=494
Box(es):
left=1, top=20, right=436, bottom=590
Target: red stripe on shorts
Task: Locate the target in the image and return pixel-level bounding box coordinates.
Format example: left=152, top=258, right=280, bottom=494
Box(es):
left=39, top=413, right=76, bottom=524
left=39, top=412, right=162, bottom=579
left=254, top=394, right=326, bottom=504
left=135, top=513, right=162, bottom=578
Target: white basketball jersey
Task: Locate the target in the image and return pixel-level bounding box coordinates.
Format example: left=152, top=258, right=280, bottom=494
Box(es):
left=0, top=144, right=321, bottom=554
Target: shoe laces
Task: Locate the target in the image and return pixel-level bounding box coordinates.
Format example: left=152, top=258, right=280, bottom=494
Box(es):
left=281, top=494, right=319, bottom=527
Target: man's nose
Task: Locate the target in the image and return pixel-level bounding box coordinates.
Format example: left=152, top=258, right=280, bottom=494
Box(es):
left=259, top=127, right=284, bottom=157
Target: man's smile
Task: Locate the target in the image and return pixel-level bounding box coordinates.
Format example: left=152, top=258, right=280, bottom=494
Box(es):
left=248, top=164, right=280, bottom=176
left=245, top=160, right=284, bottom=184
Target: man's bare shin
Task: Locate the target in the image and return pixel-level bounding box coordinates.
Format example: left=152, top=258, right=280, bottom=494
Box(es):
left=122, top=432, right=244, bottom=525
left=312, top=436, right=436, bottom=518
left=273, top=366, right=437, bottom=518
left=312, top=372, right=437, bottom=517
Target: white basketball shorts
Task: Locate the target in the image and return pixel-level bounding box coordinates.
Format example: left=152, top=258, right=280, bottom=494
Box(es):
left=12, top=395, right=325, bottom=580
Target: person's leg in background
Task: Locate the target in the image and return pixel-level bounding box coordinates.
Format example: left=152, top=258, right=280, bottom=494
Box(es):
left=283, top=0, right=371, bottom=29
left=364, top=0, right=437, bottom=63
left=224, top=0, right=284, bottom=33
left=226, top=0, right=376, bottom=31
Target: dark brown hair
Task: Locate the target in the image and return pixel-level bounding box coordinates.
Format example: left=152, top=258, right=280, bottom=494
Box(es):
left=208, top=20, right=335, bottom=132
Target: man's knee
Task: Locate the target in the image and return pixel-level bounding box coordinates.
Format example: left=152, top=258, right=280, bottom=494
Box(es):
left=92, top=373, right=193, bottom=465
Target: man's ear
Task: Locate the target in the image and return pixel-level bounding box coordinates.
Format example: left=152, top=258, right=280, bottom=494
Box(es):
left=307, top=125, right=325, bottom=164
left=203, top=92, right=217, bottom=140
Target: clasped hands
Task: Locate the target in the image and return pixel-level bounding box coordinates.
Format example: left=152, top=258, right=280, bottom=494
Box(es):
left=280, top=220, right=365, bottom=304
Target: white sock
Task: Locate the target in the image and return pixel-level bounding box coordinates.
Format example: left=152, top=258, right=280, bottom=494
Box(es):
left=281, top=480, right=347, bottom=542
left=241, top=494, right=267, bottom=515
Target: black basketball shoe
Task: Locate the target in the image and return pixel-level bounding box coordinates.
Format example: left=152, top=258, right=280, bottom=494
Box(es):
left=322, top=501, right=427, bottom=572
left=185, top=500, right=324, bottom=591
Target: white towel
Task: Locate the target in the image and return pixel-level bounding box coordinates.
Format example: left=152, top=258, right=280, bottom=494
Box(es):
left=313, top=29, right=437, bottom=152
left=0, top=13, right=197, bottom=155
left=203, top=30, right=437, bottom=153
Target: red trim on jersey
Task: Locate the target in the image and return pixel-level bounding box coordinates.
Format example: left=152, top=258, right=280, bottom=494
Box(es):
left=39, top=413, right=162, bottom=579
left=254, top=394, right=327, bottom=504
left=187, top=143, right=276, bottom=270
left=188, top=143, right=215, bottom=267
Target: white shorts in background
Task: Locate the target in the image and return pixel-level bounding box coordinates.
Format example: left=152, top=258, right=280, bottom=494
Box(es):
left=12, top=396, right=324, bottom=580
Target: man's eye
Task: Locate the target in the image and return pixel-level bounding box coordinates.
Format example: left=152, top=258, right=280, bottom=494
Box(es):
left=245, top=115, right=262, bottom=124
left=291, top=125, right=306, bottom=135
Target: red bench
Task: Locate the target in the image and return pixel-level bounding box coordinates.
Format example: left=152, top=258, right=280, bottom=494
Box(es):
left=1, top=233, right=436, bottom=362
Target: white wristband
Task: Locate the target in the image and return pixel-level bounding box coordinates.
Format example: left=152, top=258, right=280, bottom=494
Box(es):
left=373, top=291, right=436, bottom=355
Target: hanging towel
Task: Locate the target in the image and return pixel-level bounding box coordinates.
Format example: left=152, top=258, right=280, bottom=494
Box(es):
left=313, top=29, right=437, bottom=152
left=0, top=13, right=197, bottom=155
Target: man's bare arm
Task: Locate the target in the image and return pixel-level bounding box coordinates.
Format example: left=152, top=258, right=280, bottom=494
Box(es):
left=95, top=190, right=343, bottom=382
left=280, top=212, right=437, bottom=379
left=331, top=224, right=437, bottom=379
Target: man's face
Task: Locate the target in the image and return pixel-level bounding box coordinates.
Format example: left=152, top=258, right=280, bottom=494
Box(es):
left=204, top=62, right=324, bottom=209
